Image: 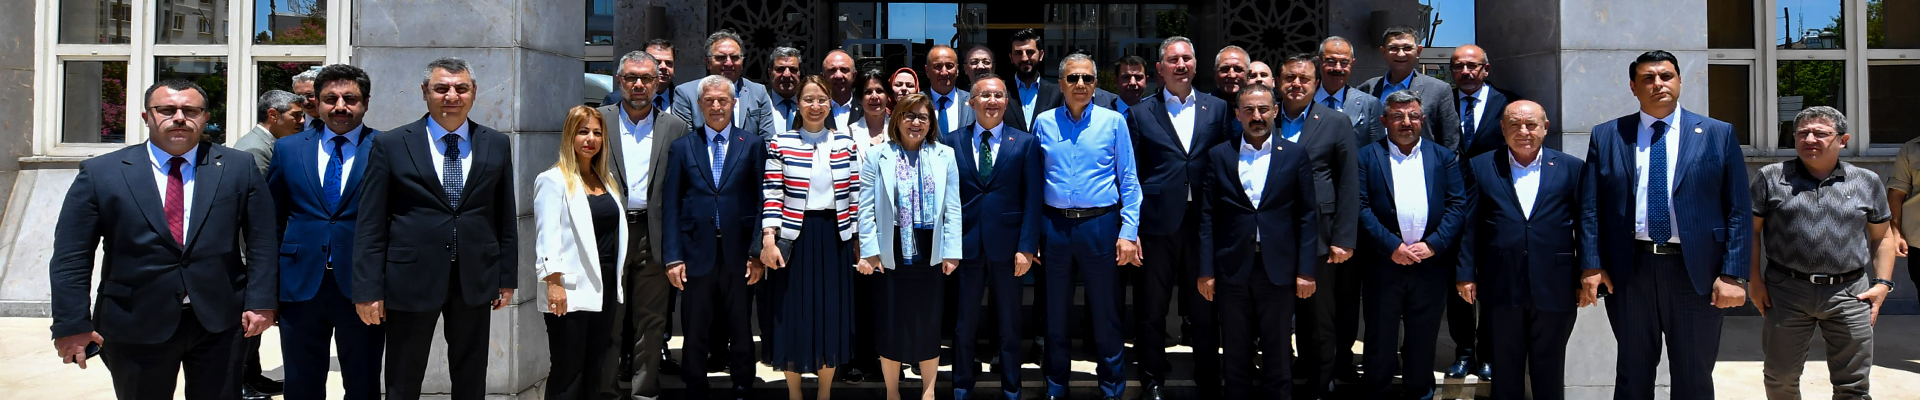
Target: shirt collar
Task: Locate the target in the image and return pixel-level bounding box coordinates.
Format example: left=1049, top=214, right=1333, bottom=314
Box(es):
left=1389, top=71, right=1416, bottom=89
left=1638, top=108, right=1681, bottom=132
left=1315, top=86, right=1345, bottom=104
left=975, top=122, right=1004, bottom=139
left=1786, top=157, right=1850, bottom=182
left=1163, top=88, right=1195, bottom=106
left=619, top=104, right=652, bottom=125
left=931, top=88, right=955, bottom=101
left=148, top=141, right=200, bottom=170
left=1508, top=149, right=1543, bottom=170
left=1389, top=138, right=1423, bottom=159
left=1460, top=84, right=1490, bottom=103
left=426, top=119, right=470, bottom=143
left=706, top=126, right=730, bottom=141
left=1241, top=135, right=1274, bottom=153
left=1282, top=103, right=1311, bottom=123
left=323, top=125, right=366, bottom=146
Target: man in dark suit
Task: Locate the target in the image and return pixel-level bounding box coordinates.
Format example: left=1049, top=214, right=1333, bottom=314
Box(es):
left=661, top=75, right=767, bottom=400
left=50, top=79, right=279, bottom=400
left=1455, top=100, right=1597, bottom=400
left=1357, top=26, right=1463, bottom=155
left=1310, top=38, right=1378, bottom=382
left=1005, top=28, right=1062, bottom=132
left=1585, top=50, right=1750, bottom=400
left=926, top=45, right=976, bottom=134
left=1267, top=53, right=1362, bottom=400
left=1110, top=56, right=1152, bottom=116
left=1123, top=35, right=1232, bottom=400
left=945, top=72, right=1043, bottom=400
left=352, top=57, right=520, bottom=400
left=267, top=64, right=385, bottom=400
left=598, top=50, right=692, bottom=400
left=1196, top=83, right=1322, bottom=400
left=671, top=30, right=776, bottom=139
left=1439, top=43, right=1520, bottom=381
left=1356, top=90, right=1468, bottom=400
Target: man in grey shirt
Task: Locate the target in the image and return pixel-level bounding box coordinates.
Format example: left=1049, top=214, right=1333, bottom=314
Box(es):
left=1750, top=106, right=1896, bottom=400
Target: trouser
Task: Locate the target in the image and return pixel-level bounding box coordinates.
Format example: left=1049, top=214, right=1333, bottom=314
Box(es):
left=102, top=305, right=244, bottom=400
left=953, top=257, right=1028, bottom=400
left=1135, top=205, right=1219, bottom=392
left=1295, top=254, right=1342, bottom=399
left=1606, top=251, right=1723, bottom=400
left=1760, top=267, right=1874, bottom=400
left=279, top=269, right=385, bottom=400
left=543, top=308, right=619, bottom=400
left=621, top=212, right=670, bottom=400
left=1218, top=257, right=1298, bottom=400
left=1041, top=210, right=1127, bottom=399
left=1445, top=288, right=1492, bottom=363
left=680, top=263, right=759, bottom=399
left=1362, top=261, right=1449, bottom=400
left=1485, top=304, right=1576, bottom=400
left=383, top=265, right=491, bottom=400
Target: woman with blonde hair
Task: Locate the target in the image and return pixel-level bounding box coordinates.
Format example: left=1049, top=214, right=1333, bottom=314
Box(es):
left=533, top=105, right=628, bottom=400
left=761, top=75, right=862, bottom=400
left=857, top=93, right=962, bottom=400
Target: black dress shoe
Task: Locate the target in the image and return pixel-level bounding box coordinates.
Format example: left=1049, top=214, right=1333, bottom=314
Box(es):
left=661, top=356, right=684, bottom=376
left=840, top=367, right=869, bottom=383
left=619, top=356, right=637, bottom=381
left=240, top=385, right=273, bottom=400
left=1143, top=381, right=1167, bottom=400
left=245, top=377, right=284, bottom=396
left=1045, top=396, right=1066, bottom=400
left=1476, top=362, right=1493, bottom=381
left=1444, top=356, right=1472, bottom=378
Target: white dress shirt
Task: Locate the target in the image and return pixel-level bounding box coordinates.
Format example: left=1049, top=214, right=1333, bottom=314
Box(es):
left=1163, top=89, right=1198, bottom=152
left=618, top=107, right=656, bottom=209
left=1239, top=136, right=1274, bottom=241
left=974, top=123, right=1004, bottom=161
left=1388, top=140, right=1429, bottom=244
left=426, top=120, right=473, bottom=187
left=802, top=129, right=836, bottom=210
left=1509, top=150, right=1542, bottom=219
left=315, top=125, right=363, bottom=198
left=148, top=142, right=197, bottom=303
left=832, top=100, right=854, bottom=131
left=1633, top=110, right=1681, bottom=243
left=1459, top=84, right=1490, bottom=132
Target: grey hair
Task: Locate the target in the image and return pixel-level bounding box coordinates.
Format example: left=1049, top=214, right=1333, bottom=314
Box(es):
left=1794, top=106, right=1849, bottom=136
left=423, top=57, right=477, bottom=85
left=257, top=90, right=305, bottom=123
left=696, top=75, right=736, bottom=99
left=1059, top=53, right=1097, bottom=75
left=618, top=50, right=658, bottom=71
left=1384, top=90, right=1423, bottom=108
left=1215, top=45, right=1248, bottom=68
left=769, top=46, right=802, bottom=67
left=1318, top=36, right=1351, bottom=57
left=1158, top=36, right=1193, bottom=61
left=292, top=69, right=319, bottom=86
left=706, top=29, right=744, bottom=57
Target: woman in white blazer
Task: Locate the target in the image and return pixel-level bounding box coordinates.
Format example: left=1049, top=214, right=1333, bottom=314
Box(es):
left=856, top=93, right=962, bottom=400
left=849, top=67, right=896, bottom=154
left=534, top=105, right=629, bottom=400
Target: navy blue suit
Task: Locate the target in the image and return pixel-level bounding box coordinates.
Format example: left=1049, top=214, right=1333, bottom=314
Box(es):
left=1197, top=137, right=1320, bottom=399
left=1457, top=149, right=1596, bottom=400
left=1123, top=90, right=1233, bottom=389
left=943, top=123, right=1042, bottom=400
left=1451, top=86, right=1521, bottom=160
left=266, top=126, right=386, bottom=400
left=659, top=126, right=765, bottom=399
left=1355, top=138, right=1467, bottom=400
left=1584, top=109, right=1751, bottom=399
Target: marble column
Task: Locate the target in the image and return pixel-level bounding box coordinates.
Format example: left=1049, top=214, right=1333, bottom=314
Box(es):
left=614, top=0, right=708, bottom=87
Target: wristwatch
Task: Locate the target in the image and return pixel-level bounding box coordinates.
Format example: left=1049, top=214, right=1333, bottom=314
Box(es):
left=1870, top=278, right=1897, bottom=292
left=1721, top=274, right=1749, bottom=285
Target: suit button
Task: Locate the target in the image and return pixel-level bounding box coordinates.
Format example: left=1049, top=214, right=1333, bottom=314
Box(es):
left=445, top=244, right=455, bottom=251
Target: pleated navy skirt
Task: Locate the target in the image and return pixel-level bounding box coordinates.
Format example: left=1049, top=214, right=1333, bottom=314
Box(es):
left=764, top=210, right=856, bottom=373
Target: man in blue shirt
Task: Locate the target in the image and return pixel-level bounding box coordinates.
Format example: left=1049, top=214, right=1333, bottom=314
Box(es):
left=1033, top=53, right=1142, bottom=400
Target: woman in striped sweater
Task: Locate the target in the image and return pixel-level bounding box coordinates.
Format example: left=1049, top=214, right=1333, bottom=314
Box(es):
left=759, top=75, right=862, bottom=400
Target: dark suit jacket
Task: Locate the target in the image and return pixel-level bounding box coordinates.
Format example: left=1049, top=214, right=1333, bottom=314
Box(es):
left=1197, top=138, right=1321, bottom=285
left=1005, top=77, right=1062, bottom=132
left=1357, top=72, right=1465, bottom=156
left=1584, top=110, right=1752, bottom=295
left=352, top=118, right=519, bottom=312
left=943, top=123, right=1043, bottom=262
left=599, top=102, right=692, bottom=268
left=1457, top=149, right=1599, bottom=312
left=1092, top=89, right=1122, bottom=112
left=268, top=126, right=381, bottom=302
left=926, top=88, right=976, bottom=132
left=1449, top=85, right=1522, bottom=160
left=1286, top=104, right=1363, bottom=253
left=50, top=142, right=278, bottom=344
left=660, top=127, right=766, bottom=277
left=1356, top=138, right=1468, bottom=272
left=1125, top=91, right=1233, bottom=237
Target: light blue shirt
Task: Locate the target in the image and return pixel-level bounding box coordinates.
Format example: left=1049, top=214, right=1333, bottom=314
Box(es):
left=425, top=119, right=472, bottom=186
left=147, top=142, right=198, bottom=240
left=1035, top=105, right=1142, bottom=241
left=1280, top=104, right=1309, bottom=143
left=1380, top=72, right=1416, bottom=106
left=1016, top=77, right=1040, bottom=129
left=1315, top=85, right=1347, bottom=111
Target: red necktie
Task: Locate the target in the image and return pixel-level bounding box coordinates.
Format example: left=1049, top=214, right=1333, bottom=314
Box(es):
left=166, top=156, right=185, bottom=245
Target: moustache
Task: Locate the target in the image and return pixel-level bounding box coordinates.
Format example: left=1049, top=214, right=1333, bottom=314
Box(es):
left=1327, top=70, right=1347, bottom=76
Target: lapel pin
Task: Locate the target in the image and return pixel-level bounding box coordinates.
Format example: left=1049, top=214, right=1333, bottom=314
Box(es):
left=215, top=161, right=222, bottom=166
left=1694, top=127, right=1703, bottom=134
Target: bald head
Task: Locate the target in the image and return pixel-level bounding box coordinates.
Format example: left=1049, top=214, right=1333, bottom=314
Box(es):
left=824, top=50, right=857, bottom=102
left=1501, top=100, right=1549, bottom=158
left=927, top=45, right=960, bottom=93
left=1451, top=44, right=1491, bottom=94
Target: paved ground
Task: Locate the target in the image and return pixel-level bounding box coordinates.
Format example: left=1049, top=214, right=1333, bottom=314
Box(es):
left=5, top=316, right=1918, bottom=399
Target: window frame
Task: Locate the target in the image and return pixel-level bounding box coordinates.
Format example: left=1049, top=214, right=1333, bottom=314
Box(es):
left=1717, top=1, right=1918, bottom=157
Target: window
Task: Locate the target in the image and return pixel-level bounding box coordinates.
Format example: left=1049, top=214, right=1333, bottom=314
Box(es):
left=61, top=61, right=130, bottom=144
left=1868, top=63, right=1920, bottom=145
left=586, top=0, right=613, bottom=45
left=1708, top=64, right=1754, bottom=146
left=1775, top=60, right=1847, bottom=149
left=254, top=0, right=328, bottom=45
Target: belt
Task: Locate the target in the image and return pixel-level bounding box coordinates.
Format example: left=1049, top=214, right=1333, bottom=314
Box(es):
left=1046, top=204, right=1118, bottom=219
left=1768, top=263, right=1864, bottom=285
left=1634, top=240, right=1682, bottom=255
left=627, top=209, right=648, bottom=218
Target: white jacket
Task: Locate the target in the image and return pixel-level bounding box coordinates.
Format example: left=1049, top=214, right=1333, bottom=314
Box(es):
left=533, top=168, right=629, bottom=313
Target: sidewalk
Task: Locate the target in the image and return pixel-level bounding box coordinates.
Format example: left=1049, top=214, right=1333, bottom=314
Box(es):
left=4, top=316, right=1917, bottom=399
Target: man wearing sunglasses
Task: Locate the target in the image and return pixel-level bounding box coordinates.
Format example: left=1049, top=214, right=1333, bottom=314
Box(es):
left=1033, top=53, right=1142, bottom=400
left=1356, top=26, right=1463, bottom=156
left=671, top=29, right=776, bottom=139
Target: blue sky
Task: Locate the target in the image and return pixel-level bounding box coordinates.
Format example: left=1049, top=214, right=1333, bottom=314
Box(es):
left=887, top=3, right=961, bottom=46
left=1427, top=0, right=1477, bottom=47
left=252, top=0, right=321, bottom=36
left=1778, top=0, right=1845, bottom=45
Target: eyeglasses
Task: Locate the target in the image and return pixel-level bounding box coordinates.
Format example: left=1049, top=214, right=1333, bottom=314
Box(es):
left=1320, top=58, right=1353, bottom=67
left=709, top=54, right=744, bottom=63
left=770, top=66, right=800, bottom=75
left=967, top=59, right=993, bottom=67
left=1064, top=74, right=1097, bottom=84
left=974, top=91, right=1007, bottom=100
left=319, top=94, right=364, bottom=106
left=148, top=105, right=207, bottom=119
left=619, top=74, right=658, bottom=85
left=1794, top=130, right=1839, bottom=140
left=430, top=84, right=473, bottom=95
left=1384, top=45, right=1418, bottom=54
left=902, top=112, right=932, bottom=123
left=1451, top=62, right=1488, bottom=71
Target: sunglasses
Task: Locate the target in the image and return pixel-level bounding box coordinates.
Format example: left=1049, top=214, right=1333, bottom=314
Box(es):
left=1064, top=74, right=1097, bottom=85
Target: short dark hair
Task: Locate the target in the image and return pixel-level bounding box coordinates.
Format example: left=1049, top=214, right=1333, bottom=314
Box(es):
left=858, top=67, right=896, bottom=106
left=1239, top=83, right=1276, bottom=106
left=1628, top=50, right=1681, bottom=80
left=145, top=79, right=210, bottom=108
left=1381, top=25, right=1420, bottom=44
left=970, top=72, right=1005, bottom=93
left=1011, top=28, right=1042, bottom=45
left=646, top=38, right=674, bottom=51
left=1114, top=55, right=1148, bottom=73
left=1282, top=52, right=1318, bottom=70
left=314, top=63, right=372, bottom=97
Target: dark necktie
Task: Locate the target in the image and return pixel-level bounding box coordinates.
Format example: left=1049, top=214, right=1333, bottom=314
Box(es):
left=1460, top=96, right=1478, bottom=148
left=654, top=95, right=668, bottom=115
left=780, top=99, right=797, bottom=131
left=977, top=130, right=994, bottom=181
left=323, top=136, right=347, bottom=210
left=165, top=156, right=186, bottom=245
left=442, top=133, right=464, bottom=256
left=1647, top=120, right=1671, bottom=243
left=1323, top=96, right=1342, bottom=111
left=938, top=96, right=951, bottom=134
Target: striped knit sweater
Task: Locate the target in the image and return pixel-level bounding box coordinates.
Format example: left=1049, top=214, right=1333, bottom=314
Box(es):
left=761, top=129, right=861, bottom=241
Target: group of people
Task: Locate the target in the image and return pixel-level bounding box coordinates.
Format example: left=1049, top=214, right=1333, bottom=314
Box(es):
left=46, top=23, right=1899, bottom=400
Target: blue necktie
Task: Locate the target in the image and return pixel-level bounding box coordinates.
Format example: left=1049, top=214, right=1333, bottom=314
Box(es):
left=780, top=99, right=797, bottom=131
left=938, top=96, right=951, bottom=134
left=323, top=135, right=347, bottom=210
left=442, top=133, right=464, bottom=256
left=1647, top=120, right=1671, bottom=243
left=711, top=134, right=726, bottom=226
left=1460, top=96, right=1478, bottom=149
left=654, top=95, right=667, bottom=115
left=1323, top=96, right=1342, bottom=111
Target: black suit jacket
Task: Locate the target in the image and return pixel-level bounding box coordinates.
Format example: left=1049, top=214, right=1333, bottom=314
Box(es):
left=1005, top=77, right=1062, bottom=132
left=1125, top=91, right=1233, bottom=237
left=1450, top=85, right=1521, bottom=160
left=1356, top=139, right=1468, bottom=270
left=50, top=142, right=278, bottom=344
left=1457, top=149, right=1599, bottom=312
left=944, top=123, right=1044, bottom=262
left=660, top=127, right=766, bottom=277
left=1286, top=104, right=1362, bottom=253
left=1198, top=138, right=1321, bottom=285
left=353, top=118, right=519, bottom=312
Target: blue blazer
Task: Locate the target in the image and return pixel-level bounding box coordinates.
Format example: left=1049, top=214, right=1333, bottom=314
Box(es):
left=1456, top=149, right=1598, bottom=312
left=943, top=123, right=1043, bottom=262
left=1125, top=91, right=1234, bottom=236
left=660, top=126, right=767, bottom=278
left=1454, top=86, right=1521, bottom=160
left=1356, top=139, right=1468, bottom=272
left=1584, top=109, right=1752, bottom=295
left=1197, top=139, right=1321, bottom=285
left=268, top=126, right=380, bottom=302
